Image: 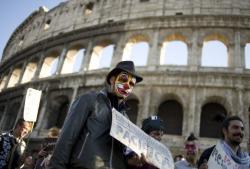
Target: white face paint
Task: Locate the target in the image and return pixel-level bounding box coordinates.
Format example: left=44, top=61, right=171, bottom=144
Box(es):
left=114, top=72, right=136, bottom=98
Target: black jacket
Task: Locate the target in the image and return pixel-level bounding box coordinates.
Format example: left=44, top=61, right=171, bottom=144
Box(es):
left=0, top=131, right=26, bottom=169
left=49, top=88, right=128, bottom=169
left=197, top=146, right=215, bottom=168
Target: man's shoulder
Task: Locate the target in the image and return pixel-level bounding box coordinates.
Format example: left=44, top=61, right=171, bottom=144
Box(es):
left=0, top=131, right=13, bottom=139
left=175, top=160, right=188, bottom=167
left=197, top=145, right=216, bottom=168
left=202, top=145, right=216, bottom=155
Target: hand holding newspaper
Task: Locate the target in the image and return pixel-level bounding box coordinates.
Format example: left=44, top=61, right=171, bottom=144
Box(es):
left=110, top=108, right=174, bottom=169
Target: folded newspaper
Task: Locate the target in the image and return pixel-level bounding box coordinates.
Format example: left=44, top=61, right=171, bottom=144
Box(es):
left=110, top=108, right=174, bottom=169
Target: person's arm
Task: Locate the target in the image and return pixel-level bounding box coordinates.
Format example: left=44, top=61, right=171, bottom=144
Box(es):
left=48, top=93, right=95, bottom=169
left=197, top=146, right=214, bottom=169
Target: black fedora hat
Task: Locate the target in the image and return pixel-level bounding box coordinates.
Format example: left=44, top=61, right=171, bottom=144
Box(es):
left=106, top=61, right=143, bottom=84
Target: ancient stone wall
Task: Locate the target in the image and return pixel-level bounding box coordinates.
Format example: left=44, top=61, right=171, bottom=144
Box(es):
left=0, top=0, right=250, bottom=154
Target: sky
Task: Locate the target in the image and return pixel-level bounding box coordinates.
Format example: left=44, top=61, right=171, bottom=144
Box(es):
left=0, top=0, right=65, bottom=60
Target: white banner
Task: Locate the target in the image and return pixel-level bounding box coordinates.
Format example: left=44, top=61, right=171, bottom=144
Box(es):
left=110, top=108, right=174, bottom=169
left=23, top=88, right=42, bottom=122
left=208, top=141, right=244, bottom=169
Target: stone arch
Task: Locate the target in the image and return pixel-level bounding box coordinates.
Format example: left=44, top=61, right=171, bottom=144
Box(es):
left=0, top=75, right=8, bottom=91
left=126, top=94, right=140, bottom=124
left=7, top=65, right=22, bottom=88
left=89, top=39, right=114, bottom=70
left=61, top=44, right=85, bottom=74
left=201, top=95, right=231, bottom=113
left=201, top=33, right=229, bottom=67
left=47, top=95, right=70, bottom=129
left=200, top=96, right=229, bottom=138
left=39, top=51, right=60, bottom=78
left=3, top=101, right=21, bottom=131
left=122, top=34, right=149, bottom=66
left=160, top=33, right=188, bottom=65
left=157, top=94, right=184, bottom=135
left=21, top=58, right=38, bottom=83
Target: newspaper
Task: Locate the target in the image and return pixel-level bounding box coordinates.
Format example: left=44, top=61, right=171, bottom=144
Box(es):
left=110, top=108, right=174, bottom=169
left=208, top=141, right=246, bottom=169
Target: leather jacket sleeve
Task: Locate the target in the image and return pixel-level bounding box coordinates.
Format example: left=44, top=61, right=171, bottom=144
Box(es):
left=48, top=92, right=96, bottom=169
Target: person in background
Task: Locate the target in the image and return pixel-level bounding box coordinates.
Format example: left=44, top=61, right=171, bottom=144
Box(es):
left=175, top=133, right=199, bottom=169
left=34, top=127, right=60, bottom=169
left=49, top=61, right=143, bottom=169
left=198, top=115, right=250, bottom=169
left=125, top=115, right=166, bottom=169
left=0, top=118, right=32, bottom=169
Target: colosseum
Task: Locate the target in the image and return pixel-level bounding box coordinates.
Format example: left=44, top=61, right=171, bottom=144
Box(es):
left=0, top=0, right=250, bottom=155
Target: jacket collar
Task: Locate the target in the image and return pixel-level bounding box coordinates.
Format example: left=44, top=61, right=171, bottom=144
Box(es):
left=100, top=88, right=128, bottom=112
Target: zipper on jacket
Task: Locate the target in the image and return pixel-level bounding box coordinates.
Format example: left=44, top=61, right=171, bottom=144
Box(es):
left=109, top=138, right=114, bottom=169
left=77, top=132, right=89, bottom=159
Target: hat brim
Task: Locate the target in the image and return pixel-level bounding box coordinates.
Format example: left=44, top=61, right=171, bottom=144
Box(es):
left=106, top=68, right=143, bottom=84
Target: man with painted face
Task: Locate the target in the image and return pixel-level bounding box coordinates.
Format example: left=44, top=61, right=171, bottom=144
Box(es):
left=198, top=115, right=250, bottom=169
left=175, top=133, right=199, bottom=169
left=49, top=61, right=143, bottom=169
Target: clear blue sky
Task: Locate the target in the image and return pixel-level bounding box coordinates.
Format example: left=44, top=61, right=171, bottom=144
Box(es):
left=0, top=0, right=65, bottom=60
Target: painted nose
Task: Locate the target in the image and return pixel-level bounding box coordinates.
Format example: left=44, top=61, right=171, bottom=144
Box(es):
left=124, top=83, right=129, bottom=89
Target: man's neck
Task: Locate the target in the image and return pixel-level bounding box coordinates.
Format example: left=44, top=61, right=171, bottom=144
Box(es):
left=225, top=140, right=240, bottom=154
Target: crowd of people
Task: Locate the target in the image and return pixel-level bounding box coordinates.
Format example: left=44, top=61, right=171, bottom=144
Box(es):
left=0, top=61, right=249, bottom=169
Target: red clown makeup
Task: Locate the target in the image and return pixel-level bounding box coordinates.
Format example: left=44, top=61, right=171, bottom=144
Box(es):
left=114, top=72, right=136, bottom=98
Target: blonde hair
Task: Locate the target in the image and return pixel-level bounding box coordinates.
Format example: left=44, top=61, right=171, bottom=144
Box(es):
left=48, top=127, right=60, bottom=138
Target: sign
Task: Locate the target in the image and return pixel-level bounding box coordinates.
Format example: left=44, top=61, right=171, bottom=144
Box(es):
left=23, top=88, right=42, bottom=122
left=110, top=108, right=174, bottom=169
left=208, top=141, right=248, bottom=169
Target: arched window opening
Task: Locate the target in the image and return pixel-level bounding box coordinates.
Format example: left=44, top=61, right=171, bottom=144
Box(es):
left=47, top=96, right=69, bottom=129
left=7, top=68, right=22, bottom=88
left=157, top=100, right=183, bottom=135
left=245, top=43, right=250, bottom=69
left=39, top=52, right=60, bottom=78
left=201, top=40, right=228, bottom=67
left=61, top=47, right=85, bottom=74
left=122, top=36, right=149, bottom=66
left=0, top=76, right=8, bottom=91
left=44, top=19, right=51, bottom=30
left=126, top=99, right=139, bottom=124
left=18, top=35, right=25, bottom=46
left=84, top=2, right=94, bottom=15
left=160, top=41, right=188, bottom=65
left=21, top=62, right=37, bottom=83
left=3, top=102, right=21, bottom=131
left=89, top=43, right=114, bottom=70
left=200, top=103, right=227, bottom=138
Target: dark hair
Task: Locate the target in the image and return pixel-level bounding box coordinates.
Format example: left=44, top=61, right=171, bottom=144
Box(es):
left=14, top=118, right=32, bottom=129
left=221, top=115, right=243, bottom=138
left=186, top=133, right=198, bottom=142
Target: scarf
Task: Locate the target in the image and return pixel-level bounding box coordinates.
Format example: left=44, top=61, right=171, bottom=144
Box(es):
left=221, top=140, right=250, bottom=168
